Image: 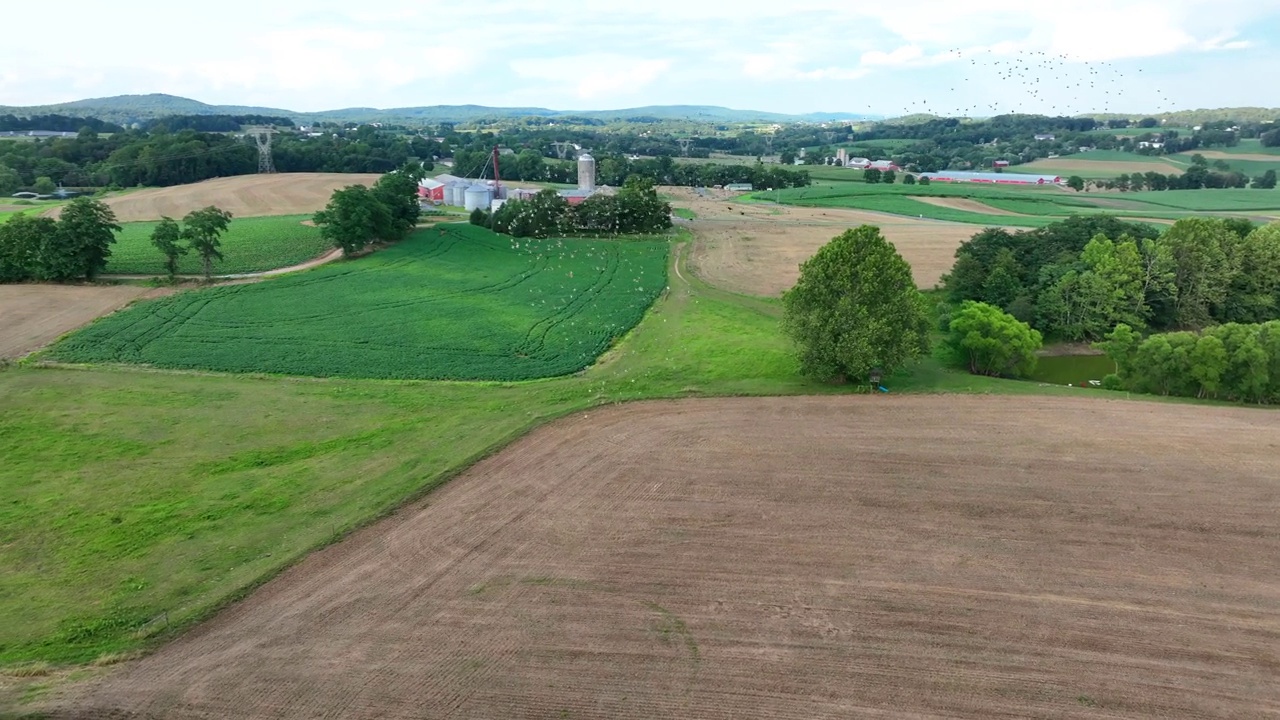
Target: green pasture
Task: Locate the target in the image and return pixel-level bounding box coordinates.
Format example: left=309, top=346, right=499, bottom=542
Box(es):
left=3, top=231, right=1118, bottom=669
left=1120, top=189, right=1280, bottom=212
left=105, top=215, right=330, bottom=275
left=53, top=224, right=668, bottom=381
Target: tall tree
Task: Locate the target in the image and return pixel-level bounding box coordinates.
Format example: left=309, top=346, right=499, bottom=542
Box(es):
left=150, top=216, right=186, bottom=279
left=370, top=163, right=425, bottom=242
left=1161, top=218, right=1237, bottom=328
left=314, top=185, right=391, bottom=254
left=781, top=225, right=930, bottom=383
left=181, top=206, right=233, bottom=280
left=56, top=197, right=120, bottom=280
left=1066, top=175, right=1085, bottom=192
left=0, top=214, right=58, bottom=282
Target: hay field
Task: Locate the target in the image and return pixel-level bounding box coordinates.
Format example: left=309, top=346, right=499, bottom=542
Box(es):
left=74, top=173, right=382, bottom=222
left=1020, top=157, right=1185, bottom=176
left=51, top=395, right=1280, bottom=719
left=912, top=196, right=1031, bottom=217
left=674, top=187, right=975, bottom=295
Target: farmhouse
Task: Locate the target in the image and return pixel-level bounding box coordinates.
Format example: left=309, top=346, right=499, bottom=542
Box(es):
left=920, top=171, right=1064, bottom=186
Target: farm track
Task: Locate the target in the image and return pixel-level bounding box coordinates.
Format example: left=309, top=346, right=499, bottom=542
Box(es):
left=48, top=395, right=1280, bottom=719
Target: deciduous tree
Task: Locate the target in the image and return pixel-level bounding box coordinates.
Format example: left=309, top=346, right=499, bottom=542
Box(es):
left=182, top=206, right=233, bottom=280
left=56, top=197, right=120, bottom=280
left=944, top=301, right=1042, bottom=377
left=150, top=216, right=186, bottom=278
left=781, top=225, right=930, bottom=383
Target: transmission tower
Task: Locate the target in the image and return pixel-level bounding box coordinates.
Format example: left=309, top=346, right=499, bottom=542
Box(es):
left=677, top=138, right=693, bottom=156
left=822, top=131, right=836, bottom=142
left=244, top=126, right=277, bottom=174
left=763, top=134, right=774, bottom=155
left=551, top=141, right=572, bottom=159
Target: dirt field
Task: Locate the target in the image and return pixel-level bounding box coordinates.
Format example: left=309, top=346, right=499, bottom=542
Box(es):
left=674, top=188, right=974, bottom=294
left=59, top=173, right=382, bottom=222
left=1021, top=158, right=1185, bottom=175
left=0, top=285, right=170, bottom=358
left=49, top=395, right=1280, bottom=719
left=913, top=195, right=1029, bottom=217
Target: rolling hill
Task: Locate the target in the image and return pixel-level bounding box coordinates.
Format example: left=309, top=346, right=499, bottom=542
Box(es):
left=0, top=94, right=878, bottom=127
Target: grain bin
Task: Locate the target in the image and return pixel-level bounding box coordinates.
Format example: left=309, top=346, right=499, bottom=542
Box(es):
left=447, top=181, right=468, bottom=206
left=464, top=184, right=493, bottom=212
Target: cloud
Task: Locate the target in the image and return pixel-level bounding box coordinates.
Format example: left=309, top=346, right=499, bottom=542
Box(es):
left=511, top=55, right=672, bottom=100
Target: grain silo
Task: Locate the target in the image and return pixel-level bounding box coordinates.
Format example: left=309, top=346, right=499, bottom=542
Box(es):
left=464, top=184, right=493, bottom=212
left=577, top=153, right=596, bottom=192
left=448, top=181, right=468, bottom=206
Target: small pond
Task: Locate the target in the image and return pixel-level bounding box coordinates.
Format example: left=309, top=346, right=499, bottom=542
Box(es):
left=1028, top=353, right=1116, bottom=386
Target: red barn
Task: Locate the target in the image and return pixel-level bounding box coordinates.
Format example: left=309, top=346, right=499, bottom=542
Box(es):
left=418, top=178, right=445, bottom=202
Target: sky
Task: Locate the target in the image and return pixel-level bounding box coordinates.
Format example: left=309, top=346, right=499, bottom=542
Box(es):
left=2, top=0, right=1279, bottom=117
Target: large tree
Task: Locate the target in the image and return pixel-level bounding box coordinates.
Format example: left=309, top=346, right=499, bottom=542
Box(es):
left=370, top=163, right=426, bottom=242
left=1161, top=217, right=1237, bottom=328
left=182, top=206, right=233, bottom=280
left=781, top=225, right=930, bottom=383
left=150, top=216, right=186, bottom=279
left=944, top=301, right=1042, bottom=377
left=56, top=197, right=120, bottom=281
left=314, top=184, right=392, bottom=254
left=0, top=214, right=58, bottom=282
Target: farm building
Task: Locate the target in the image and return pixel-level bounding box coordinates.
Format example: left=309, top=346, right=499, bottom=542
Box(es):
left=919, top=171, right=1064, bottom=186
left=557, top=153, right=600, bottom=205
left=417, top=177, right=445, bottom=202
left=725, top=183, right=753, bottom=192
left=869, top=160, right=901, bottom=171
left=1034, top=133, right=1056, bottom=141
left=993, top=160, right=1011, bottom=168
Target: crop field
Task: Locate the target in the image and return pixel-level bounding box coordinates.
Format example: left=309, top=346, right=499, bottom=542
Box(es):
left=51, top=224, right=668, bottom=380
left=823, top=194, right=1054, bottom=227
left=1121, top=188, right=1280, bottom=212
left=103, top=215, right=330, bottom=275
left=48, top=395, right=1280, bottom=719
left=72, top=173, right=383, bottom=222
left=1019, top=156, right=1186, bottom=177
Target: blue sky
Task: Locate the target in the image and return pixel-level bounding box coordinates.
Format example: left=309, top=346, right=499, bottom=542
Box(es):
left=2, top=0, right=1278, bottom=116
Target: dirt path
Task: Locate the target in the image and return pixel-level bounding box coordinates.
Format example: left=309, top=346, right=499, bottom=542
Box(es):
left=912, top=195, right=1031, bottom=217
left=98, top=247, right=346, bottom=282
left=0, top=285, right=174, bottom=359
left=47, top=395, right=1280, bottom=719
left=671, top=187, right=976, bottom=295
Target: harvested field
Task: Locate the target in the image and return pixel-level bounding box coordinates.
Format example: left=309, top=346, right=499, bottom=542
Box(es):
left=50, top=395, right=1280, bottom=719
left=912, top=195, right=1030, bottom=217
left=1196, top=150, right=1280, bottom=163
left=58, top=173, right=382, bottom=222
left=674, top=187, right=974, bottom=294
left=1020, top=158, right=1185, bottom=176
left=0, top=285, right=170, bottom=358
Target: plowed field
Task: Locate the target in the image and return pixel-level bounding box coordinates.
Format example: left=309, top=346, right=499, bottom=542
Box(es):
left=51, top=395, right=1280, bottom=719
left=0, top=285, right=171, bottom=359
left=61, top=173, right=382, bottom=222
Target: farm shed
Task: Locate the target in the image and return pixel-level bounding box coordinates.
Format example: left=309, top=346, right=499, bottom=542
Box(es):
left=920, top=171, right=1064, bottom=185
left=417, top=177, right=445, bottom=201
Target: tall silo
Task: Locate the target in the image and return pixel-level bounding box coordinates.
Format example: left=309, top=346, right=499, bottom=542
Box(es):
left=448, top=180, right=468, bottom=206
left=464, top=184, right=493, bottom=212
left=577, top=153, right=596, bottom=192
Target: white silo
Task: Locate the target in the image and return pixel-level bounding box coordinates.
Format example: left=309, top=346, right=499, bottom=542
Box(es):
left=577, top=153, right=596, bottom=192
left=464, top=184, right=493, bottom=212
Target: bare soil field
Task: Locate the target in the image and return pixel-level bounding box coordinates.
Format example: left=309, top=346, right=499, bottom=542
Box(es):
left=1021, top=158, right=1185, bottom=175
left=0, top=284, right=171, bottom=358
left=48, top=395, right=1280, bottom=719
left=52, top=173, right=382, bottom=222
left=673, top=187, right=973, bottom=294
left=913, top=195, right=1030, bottom=217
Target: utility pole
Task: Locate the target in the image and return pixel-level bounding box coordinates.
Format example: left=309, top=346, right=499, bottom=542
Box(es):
left=244, top=126, right=277, bottom=174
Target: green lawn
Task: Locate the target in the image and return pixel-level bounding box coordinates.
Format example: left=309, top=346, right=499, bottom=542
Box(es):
left=105, top=215, right=331, bottom=275
left=1, top=230, right=1112, bottom=670
left=52, top=224, right=669, bottom=381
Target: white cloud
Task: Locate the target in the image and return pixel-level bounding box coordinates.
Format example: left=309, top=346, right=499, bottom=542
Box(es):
left=512, top=55, right=673, bottom=100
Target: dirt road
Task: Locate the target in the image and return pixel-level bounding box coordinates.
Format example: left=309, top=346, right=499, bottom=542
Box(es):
left=49, top=395, right=1280, bottom=719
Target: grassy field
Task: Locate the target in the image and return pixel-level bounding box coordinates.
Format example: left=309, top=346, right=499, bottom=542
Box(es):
left=52, top=224, right=668, bottom=380
left=104, top=215, right=330, bottom=275
left=672, top=207, right=697, bottom=220
left=1121, top=189, right=1280, bottom=212
left=1, top=230, right=1113, bottom=670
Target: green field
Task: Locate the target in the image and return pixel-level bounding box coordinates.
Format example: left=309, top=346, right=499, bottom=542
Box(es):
left=104, top=215, right=331, bottom=275
left=1121, top=189, right=1280, bottom=212
left=3, top=231, right=1118, bottom=670
left=52, top=224, right=668, bottom=380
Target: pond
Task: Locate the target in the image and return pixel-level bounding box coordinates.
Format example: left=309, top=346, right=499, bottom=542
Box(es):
left=1028, top=353, right=1116, bottom=386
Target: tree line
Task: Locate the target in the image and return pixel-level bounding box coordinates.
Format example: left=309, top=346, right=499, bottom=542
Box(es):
left=943, top=216, right=1280, bottom=342
left=470, top=177, right=672, bottom=238
left=1082, top=155, right=1278, bottom=192
left=0, top=198, right=120, bottom=282
left=0, top=114, right=123, bottom=133
left=1096, top=321, right=1280, bottom=402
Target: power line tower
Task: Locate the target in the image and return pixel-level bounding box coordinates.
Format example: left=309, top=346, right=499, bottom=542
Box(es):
left=244, top=126, right=277, bottom=174
left=763, top=134, right=774, bottom=156
left=677, top=138, right=693, bottom=156
left=551, top=141, right=572, bottom=159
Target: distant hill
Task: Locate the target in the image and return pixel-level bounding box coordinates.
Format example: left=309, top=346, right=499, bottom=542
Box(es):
left=0, top=94, right=879, bottom=127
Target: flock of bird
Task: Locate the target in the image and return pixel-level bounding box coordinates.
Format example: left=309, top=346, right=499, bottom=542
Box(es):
left=896, top=48, right=1174, bottom=118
